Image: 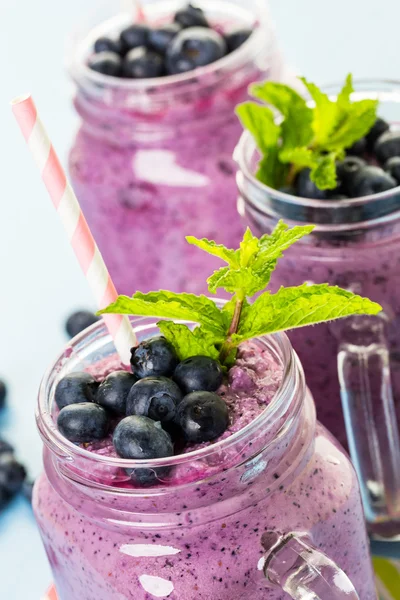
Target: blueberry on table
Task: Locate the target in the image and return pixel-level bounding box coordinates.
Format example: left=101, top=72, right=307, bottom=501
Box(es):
left=0, top=379, right=7, bottom=410
left=350, top=166, right=397, bottom=197
left=96, top=371, right=137, bottom=415
left=94, top=37, right=123, bottom=55
left=166, top=27, right=227, bottom=75
left=148, top=23, right=182, bottom=55
left=120, top=24, right=150, bottom=53
left=0, top=453, right=26, bottom=494
left=88, top=52, right=122, bottom=77
left=22, top=479, right=35, bottom=503
left=336, top=156, right=366, bottom=195
left=65, top=310, right=99, bottom=338
left=57, top=403, right=109, bottom=443
left=375, top=130, right=400, bottom=164
left=177, top=391, right=229, bottom=443
left=173, top=356, right=223, bottom=394
left=0, top=439, right=14, bottom=455
left=113, top=416, right=174, bottom=459
left=126, top=377, right=183, bottom=422
left=174, top=4, right=209, bottom=28
left=122, top=47, right=165, bottom=79
left=131, top=336, right=179, bottom=379
left=225, top=28, right=252, bottom=53
left=55, top=372, right=98, bottom=411
left=295, top=168, right=327, bottom=200
left=366, top=117, right=390, bottom=153
left=346, top=137, right=367, bottom=157
left=384, top=156, right=400, bottom=184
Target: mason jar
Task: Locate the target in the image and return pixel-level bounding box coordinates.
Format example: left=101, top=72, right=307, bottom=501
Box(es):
left=33, top=316, right=376, bottom=599
left=67, top=0, right=286, bottom=296
left=235, top=79, right=400, bottom=538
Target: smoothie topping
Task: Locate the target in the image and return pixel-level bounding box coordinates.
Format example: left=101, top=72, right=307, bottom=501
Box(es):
left=87, top=3, right=252, bottom=78
left=236, top=74, right=400, bottom=198
left=55, top=224, right=381, bottom=477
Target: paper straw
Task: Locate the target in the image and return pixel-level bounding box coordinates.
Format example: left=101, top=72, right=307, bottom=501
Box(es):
left=11, top=94, right=137, bottom=365
left=41, top=585, right=58, bottom=600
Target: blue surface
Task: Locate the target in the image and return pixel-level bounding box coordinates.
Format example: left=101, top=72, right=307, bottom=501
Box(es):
left=2, top=0, right=400, bottom=598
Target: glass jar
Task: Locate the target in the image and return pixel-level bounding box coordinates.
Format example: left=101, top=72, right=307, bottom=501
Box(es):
left=33, top=316, right=376, bottom=599
left=235, top=79, right=400, bottom=537
left=67, top=0, right=285, bottom=296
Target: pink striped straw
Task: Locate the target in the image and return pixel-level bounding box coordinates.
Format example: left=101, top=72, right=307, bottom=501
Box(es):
left=11, top=94, right=137, bottom=365
left=41, top=585, right=58, bottom=600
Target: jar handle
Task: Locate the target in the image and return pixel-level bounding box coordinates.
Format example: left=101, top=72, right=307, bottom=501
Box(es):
left=337, top=314, right=400, bottom=527
left=260, top=531, right=361, bottom=599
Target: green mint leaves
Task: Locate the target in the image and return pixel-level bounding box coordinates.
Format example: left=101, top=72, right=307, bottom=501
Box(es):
left=236, top=74, right=378, bottom=191
left=99, top=222, right=381, bottom=367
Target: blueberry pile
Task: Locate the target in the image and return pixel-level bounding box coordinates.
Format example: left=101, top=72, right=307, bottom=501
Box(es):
left=293, top=117, right=400, bottom=200
left=55, top=337, right=229, bottom=482
left=88, top=3, right=252, bottom=79
left=0, top=379, right=33, bottom=512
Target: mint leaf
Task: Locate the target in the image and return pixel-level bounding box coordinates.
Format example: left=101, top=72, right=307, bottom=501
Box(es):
left=185, top=237, right=239, bottom=268
left=98, top=291, right=226, bottom=335
left=300, top=77, right=339, bottom=146
left=238, top=73, right=379, bottom=192
left=325, top=99, right=379, bottom=151
left=158, top=321, right=221, bottom=361
left=236, top=284, right=382, bottom=342
left=235, top=102, right=280, bottom=153
left=250, top=82, right=314, bottom=149
left=256, top=149, right=289, bottom=189
left=310, top=153, right=342, bottom=190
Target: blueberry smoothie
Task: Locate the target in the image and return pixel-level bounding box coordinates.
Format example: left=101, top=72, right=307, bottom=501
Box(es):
left=68, top=0, right=284, bottom=295
left=33, top=326, right=376, bottom=599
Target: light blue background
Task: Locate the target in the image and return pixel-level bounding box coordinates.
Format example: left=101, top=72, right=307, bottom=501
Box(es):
left=1, top=1, right=400, bottom=598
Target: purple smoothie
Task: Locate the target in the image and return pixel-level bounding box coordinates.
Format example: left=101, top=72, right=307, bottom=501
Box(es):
left=68, top=0, right=285, bottom=296
left=33, top=321, right=376, bottom=599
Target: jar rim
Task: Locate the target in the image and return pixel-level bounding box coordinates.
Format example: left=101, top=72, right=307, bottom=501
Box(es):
left=36, top=312, right=303, bottom=471
left=68, top=0, right=271, bottom=97
left=235, top=78, right=400, bottom=232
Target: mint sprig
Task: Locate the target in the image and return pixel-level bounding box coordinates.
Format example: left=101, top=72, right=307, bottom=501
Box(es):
left=236, top=74, right=378, bottom=191
left=99, top=222, right=381, bottom=368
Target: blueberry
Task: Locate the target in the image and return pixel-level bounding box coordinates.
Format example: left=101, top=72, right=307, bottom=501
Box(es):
left=0, top=453, right=26, bottom=494
left=173, top=356, right=223, bottom=394
left=0, top=440, right=14, bottom=455
left=0, top=486, right=11, bottom=510
left=327, top=193, right=349, bottom=200
left=366, top=117, right=390, bottom=153
left=166, top=27, right=227, bottom=75
left=113, top=416, right=174, bottom=459
left=336, top=156, right=366, bottom=195
left=57, top=403, right=109, bottom=443
left=126, top=377, right=183, bottom=422
left=131, top=336, right=179, bottom=379
left=296, top=168, right=327, bottom=200
left=384, top=156, right=400, bottom=184
left=148, top=23, right=182, bottom=55
left=225, top=28, right=252, bottom=53
left=94, top=37, right=122, bottom=55
left=65, top=310, right=99, bottom=338
left=177, top=391, right=229, bottom=443
left=351, top=166, right=397, bottom=197
left=375, top=130, right=400, bottom=164
left=347, top=137, right=367, bottom=157
left=96, top=371, right=137, bottom=415
left=122, top=47, right=165, bottom=79
left=55, top=372, right=98, bottom=411
left=174, top=4, right=209, bottom=28
left=22, top=479, right=35, bottom=503
left=88, top=52, right=122, bottom=77
left=0, top=379, right=7, bottom=410
left=120, top=24, right=150, bottom=53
